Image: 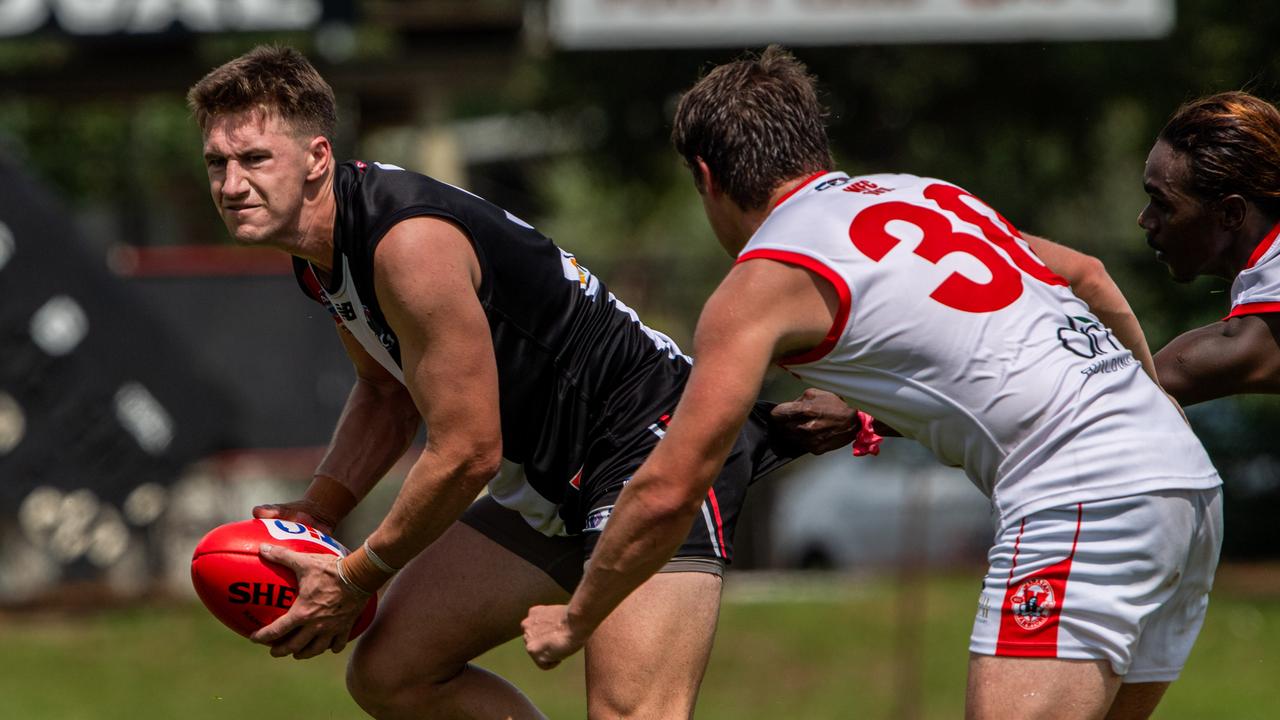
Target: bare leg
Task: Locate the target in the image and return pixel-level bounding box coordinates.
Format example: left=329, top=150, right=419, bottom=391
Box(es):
left=347, top=522, right=570, bottom=720
left=1104, top=682, right=1170, bottom=720
left=584, top=572, right=723, bottom=720
left=967, top=654, right=1123, bottom=720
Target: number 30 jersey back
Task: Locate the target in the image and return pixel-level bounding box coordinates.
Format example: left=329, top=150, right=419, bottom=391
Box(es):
left=740, top=172, right=1220, bottom=524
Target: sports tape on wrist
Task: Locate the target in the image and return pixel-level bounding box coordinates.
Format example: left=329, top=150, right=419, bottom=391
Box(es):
left=363, top=540, right=400, bottom=574
left=335, top=556, right=372, bottom=597
left=343, top=545, right=394, bottom=594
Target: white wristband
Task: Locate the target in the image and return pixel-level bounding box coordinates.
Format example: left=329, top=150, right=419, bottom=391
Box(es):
left=363, top=540, right=400, bottom=574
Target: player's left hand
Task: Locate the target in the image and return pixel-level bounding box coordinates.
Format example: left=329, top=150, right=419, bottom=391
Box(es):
left=251, top=499, right=336, bottom=535
left=769, top=388, right=859, bottom=455
left=249, top=543, right=366, bottom=659
left=522, top=604, right=586, bottom=670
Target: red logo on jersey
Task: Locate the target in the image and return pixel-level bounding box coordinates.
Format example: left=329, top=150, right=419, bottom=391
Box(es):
left=843, top=179, right=893, bottom=195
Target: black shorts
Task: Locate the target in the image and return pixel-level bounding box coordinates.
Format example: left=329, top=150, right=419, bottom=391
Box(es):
left=461, top=398, right=792, bottom=593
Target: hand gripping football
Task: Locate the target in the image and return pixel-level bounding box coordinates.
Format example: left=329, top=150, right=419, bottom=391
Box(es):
left=191, top=519, right=378, bottom=640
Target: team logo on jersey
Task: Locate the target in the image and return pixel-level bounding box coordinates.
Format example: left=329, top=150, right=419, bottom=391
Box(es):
left=1008, top=578, right=1056, bottom=630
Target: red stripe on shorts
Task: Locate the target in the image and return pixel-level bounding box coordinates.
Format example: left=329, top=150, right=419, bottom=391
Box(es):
left=706, top=488, right=728, bottom=560
left=995, top=504, right=1083, bottom=657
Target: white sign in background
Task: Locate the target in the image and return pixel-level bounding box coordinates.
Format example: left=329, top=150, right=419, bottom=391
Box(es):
left=550, top=0, right=1176, bottom=48
left=0, top=0, right=322, bottom=37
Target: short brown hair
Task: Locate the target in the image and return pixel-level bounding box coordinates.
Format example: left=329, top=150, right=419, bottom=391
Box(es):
left=672, top=45, right=833, bottom=210
left=1159, top=91, right=1280, bottom=216
left=187, top=45, right=336, bottom=140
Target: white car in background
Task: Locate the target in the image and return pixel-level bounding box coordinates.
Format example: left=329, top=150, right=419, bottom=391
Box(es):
left=769, top=440, right=995, bottom=571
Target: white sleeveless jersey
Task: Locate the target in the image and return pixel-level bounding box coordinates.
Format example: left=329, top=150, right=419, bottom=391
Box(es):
left=1228, top=221, right=1280, bottom=318
left=740, top=172, right=1220, bottom=524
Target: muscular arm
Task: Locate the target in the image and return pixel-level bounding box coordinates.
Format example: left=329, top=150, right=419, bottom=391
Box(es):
left=251, top=216, right=501, bottom=658
left=1024, top=233, right=1159, bottom=383
left=1155, top=314, right=1280, bottom=406
left=359, top=216, right=503, bottom=574
left=533, top=259, right=836, bottom=655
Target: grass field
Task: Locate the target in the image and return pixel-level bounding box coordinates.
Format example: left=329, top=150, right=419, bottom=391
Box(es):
left=1, top=568, right=1277, bottom=719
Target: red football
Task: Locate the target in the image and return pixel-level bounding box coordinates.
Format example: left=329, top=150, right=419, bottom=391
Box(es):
left=191, top=519, right=378, bottom=641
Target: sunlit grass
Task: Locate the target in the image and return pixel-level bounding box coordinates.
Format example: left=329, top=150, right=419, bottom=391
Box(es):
left=1, top=569, right=1275, bottom=719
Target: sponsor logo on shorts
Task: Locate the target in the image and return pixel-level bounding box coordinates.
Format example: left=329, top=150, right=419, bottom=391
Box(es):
left=584, top=505, right=613, bottom=532
left=1009, top=578, right=1056, bottom=631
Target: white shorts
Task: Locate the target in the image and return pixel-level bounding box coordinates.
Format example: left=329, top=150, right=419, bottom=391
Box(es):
left=969, top=487, right=1223, bottom=682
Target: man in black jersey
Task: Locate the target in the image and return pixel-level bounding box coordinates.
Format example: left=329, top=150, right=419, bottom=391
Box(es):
left=188, top=46, right=860, bottom=719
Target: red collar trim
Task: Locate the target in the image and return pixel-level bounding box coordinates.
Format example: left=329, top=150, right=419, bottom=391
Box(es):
left=1245, top=220, right=1280, bottom=270
left=771, top=171, right=832, bottom=210
left=1225, top=301, right=1280, bottom=320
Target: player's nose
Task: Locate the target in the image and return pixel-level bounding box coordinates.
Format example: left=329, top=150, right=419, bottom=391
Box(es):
left=221, top=162, right=250, bottom=199
left=1136, top=205, right=1155, bottom=231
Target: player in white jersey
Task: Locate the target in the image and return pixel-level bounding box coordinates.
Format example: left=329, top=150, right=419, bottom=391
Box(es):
left=1140, top=91, right=1280, bottom=404
left=523, top=47, right=1224, bottom=720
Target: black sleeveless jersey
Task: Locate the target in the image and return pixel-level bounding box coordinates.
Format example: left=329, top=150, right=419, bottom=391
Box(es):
left=294, top=161, right=694, bottom=515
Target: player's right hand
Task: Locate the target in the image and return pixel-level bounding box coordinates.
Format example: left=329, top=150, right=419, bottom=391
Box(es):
left=252, top=500, right=336, bottom=535
left=249, top=543, right=366, bottom=659
left=522, top=603, right=587, bottom=670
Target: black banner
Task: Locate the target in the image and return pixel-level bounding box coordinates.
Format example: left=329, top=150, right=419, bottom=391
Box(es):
left=0, top=150, right=232, bottom=510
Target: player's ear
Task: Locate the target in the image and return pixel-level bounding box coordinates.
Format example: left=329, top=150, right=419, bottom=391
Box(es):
left=1217, top=194, right=1247, bottom=232
left=694, top=156, right=718, bottom=196
left=305, top=135, right=332, bottom=182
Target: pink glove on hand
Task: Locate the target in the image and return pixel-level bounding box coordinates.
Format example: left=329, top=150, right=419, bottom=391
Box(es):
left=851, top=410, right=883, bottom=457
